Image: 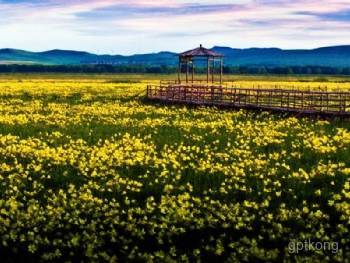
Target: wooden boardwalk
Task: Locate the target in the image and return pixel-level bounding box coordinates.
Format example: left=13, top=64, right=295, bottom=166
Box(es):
left=146, top=83, right=350, bottom=117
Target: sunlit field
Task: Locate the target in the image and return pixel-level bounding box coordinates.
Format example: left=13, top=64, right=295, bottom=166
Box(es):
left=0, top=74, right=350, bottom=262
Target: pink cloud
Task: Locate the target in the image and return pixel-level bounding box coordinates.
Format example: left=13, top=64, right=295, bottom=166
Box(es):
left=0, top=0, right=349, bottom=53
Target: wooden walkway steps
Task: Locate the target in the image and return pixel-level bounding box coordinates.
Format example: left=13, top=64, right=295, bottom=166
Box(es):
left=146, top=83, right=350, bottom=117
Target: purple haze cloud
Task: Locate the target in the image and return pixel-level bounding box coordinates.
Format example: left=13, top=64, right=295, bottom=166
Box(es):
left=0, top=0, right=349, bottom=54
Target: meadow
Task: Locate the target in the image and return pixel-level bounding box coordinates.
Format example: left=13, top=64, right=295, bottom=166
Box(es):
left=0, top=74, right=349, bottom=262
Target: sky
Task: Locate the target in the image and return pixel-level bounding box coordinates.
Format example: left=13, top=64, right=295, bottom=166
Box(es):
left=0, top=0, right=350, bottom=54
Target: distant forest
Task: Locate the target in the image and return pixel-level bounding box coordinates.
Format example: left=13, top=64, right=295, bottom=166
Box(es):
left=1, top=64, right=350, bottom=75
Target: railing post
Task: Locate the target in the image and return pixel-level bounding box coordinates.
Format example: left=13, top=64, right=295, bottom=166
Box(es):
left=301, top=92, right=304, bottom=110
left=247, top=89, right=249, bottom=105
left=280, top=91, right=283, bottom=108
left=237, top=89, right=241, bottom=105
left=233, top=88, right=236, bottom=104
left=197, top=86, right=200, bottom=102
left=341, top=94, right=346, bottom=113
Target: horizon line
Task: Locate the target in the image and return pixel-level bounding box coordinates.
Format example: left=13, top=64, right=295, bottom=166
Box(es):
left=1, top=44, right=350, bottom=56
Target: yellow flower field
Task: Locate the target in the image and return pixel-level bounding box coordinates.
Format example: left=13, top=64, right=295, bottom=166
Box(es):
left=0, top=75, right=349, bottom=262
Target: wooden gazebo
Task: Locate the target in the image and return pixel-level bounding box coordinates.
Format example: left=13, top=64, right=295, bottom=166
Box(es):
left=178, top=44, right=224, bottom=84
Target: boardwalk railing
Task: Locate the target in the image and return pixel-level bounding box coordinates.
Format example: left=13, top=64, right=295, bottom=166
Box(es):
left=147, top=84, right=350, bottom=116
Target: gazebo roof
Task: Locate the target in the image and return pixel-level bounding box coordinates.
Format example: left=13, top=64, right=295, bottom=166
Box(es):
left=179, top=44, right=223, bottom=58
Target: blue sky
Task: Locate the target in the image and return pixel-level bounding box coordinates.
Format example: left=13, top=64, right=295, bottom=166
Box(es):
left=0, top=0, right=350, bottom=54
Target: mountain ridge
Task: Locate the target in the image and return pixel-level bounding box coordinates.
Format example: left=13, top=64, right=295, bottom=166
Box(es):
left=1, top=45, right=350, bottom=67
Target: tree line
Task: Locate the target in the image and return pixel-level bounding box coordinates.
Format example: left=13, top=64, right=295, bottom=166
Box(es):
left=1, top=64, right=350, bottom=75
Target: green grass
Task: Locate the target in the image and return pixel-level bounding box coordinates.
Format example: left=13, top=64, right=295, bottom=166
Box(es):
left=1, top=73, right=350, bottom=82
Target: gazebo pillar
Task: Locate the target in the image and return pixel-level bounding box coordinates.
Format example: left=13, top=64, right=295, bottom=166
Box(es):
left=186, top=59, right=189, bottom=83
left=220, top=58, right=223, bottom=84
left=207, top=58, right=210, bottom=84
left=212, top=58, right=215, bottom=83
left=191, top=61, right=194, bottom=83
left=178, top=58, right=181, bottom=83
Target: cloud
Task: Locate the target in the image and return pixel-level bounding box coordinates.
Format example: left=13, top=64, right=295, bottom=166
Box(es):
left=74, top=3, right=246, bottom=21
left=297, top=9, right=350, bottom=22
left=0, top=0, right=349, bottom=54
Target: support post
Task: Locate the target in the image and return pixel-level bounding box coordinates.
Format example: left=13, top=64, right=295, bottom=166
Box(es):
left=207, top=57, right=210, bottom=84
left=220, top=58, right=223, bottom=85
left=301, top=92, right=304, bottom=109
left=191, top=61, right=194, bottom=83
left=212, top=58, right=215, bottom=83
left=178, top=59, right=181, bottom=84
left=186, top=59, right=189, bottom=83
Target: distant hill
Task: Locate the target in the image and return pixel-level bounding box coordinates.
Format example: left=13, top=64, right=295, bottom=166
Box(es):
left=1, top=46, right=350, bottom=67
left=211, top=46, right=350, bottom=67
